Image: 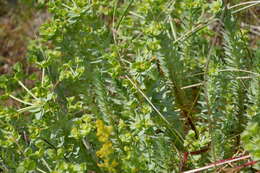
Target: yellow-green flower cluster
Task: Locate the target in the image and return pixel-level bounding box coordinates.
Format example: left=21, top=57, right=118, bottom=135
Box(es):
left=96, top=119, right=113, bottom=142
left=70, top=114, right=93, bottom=139
left=96, top=141, right=113, bottom=158
left=95, top=120, right=118, bottom=172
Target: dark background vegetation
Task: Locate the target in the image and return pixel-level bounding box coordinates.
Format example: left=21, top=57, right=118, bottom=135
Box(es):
left=0, top=0, right=47, bottom=74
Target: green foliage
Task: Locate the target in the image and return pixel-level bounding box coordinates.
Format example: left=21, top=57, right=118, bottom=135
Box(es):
left=0, top=0, right=259, bottom=172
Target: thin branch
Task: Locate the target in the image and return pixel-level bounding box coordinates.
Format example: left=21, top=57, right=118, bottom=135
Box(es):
left=115, top=0, right=134, bottom=30
left=129, top=11, right=145, bottom=19
left=232, top=160, right=258, bottom=171
left=218, top=68, right=260, bottom=77
left=173, top=17, right=217, bottom=45
left=17, top=105, right=41, bottom=113
left=241, top=22, right=260, bottom=30
left=181, top=83, right=203, bottom=90
left=229, top=1, right=260, bottom=9
left=17, top=80, right=38, bottom=100
left=112, top=0, right=119, bottom=44
left=236, top=76, right=254, bottom=79
left=37, top=168, right=47, bottom=173
left=41, top=68, right=45, bottom=87
left=125, top=75, right=184, bottom=147
left=232, top=2, right=260, bottom=14
left=41, top=138, right=57, bottom=150
left=41, top=158, right=52, bottom=172
left=168, top=15, right=177, bottom=40
left=9, top=95, right=33, bottom=106
left=183, top=155, right=251, bottom=173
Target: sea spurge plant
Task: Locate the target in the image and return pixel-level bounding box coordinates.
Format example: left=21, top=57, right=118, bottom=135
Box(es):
left=0, top=0, right=259, bottom=172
